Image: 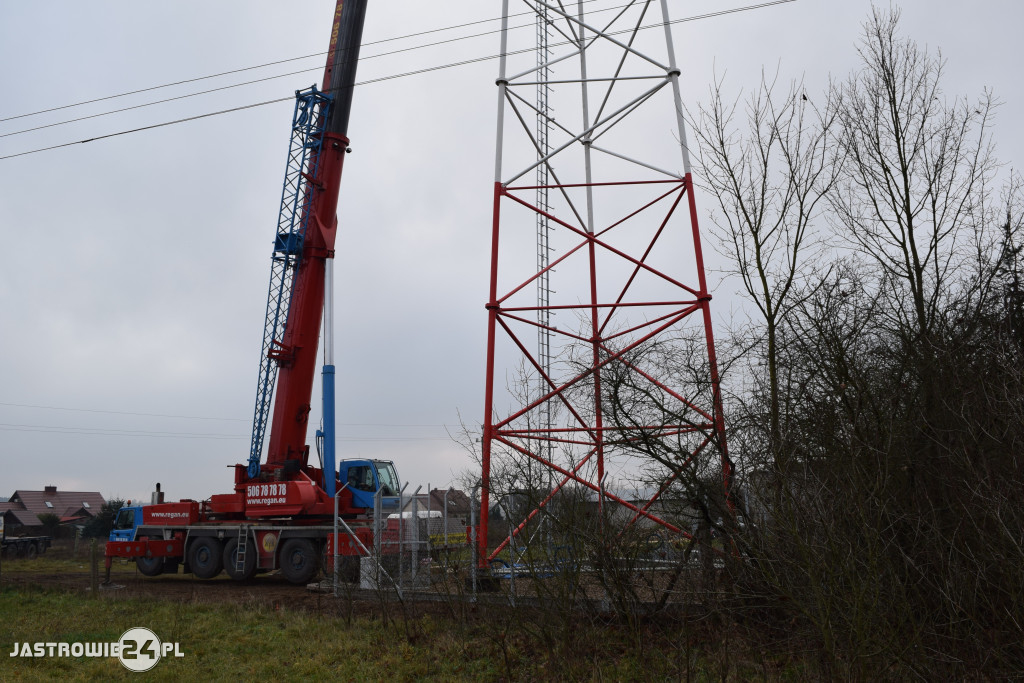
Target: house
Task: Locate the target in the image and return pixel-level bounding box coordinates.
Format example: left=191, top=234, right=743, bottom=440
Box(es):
left=400, top=488, right=472, bottom=524
left=0, top=485, right=106, bottom=534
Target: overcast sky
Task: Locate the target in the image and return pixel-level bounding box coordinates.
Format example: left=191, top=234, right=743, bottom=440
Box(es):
left=1, top=0, right=1021, bottom=503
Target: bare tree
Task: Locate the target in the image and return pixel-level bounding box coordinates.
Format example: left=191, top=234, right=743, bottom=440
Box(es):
left=692, top=73, right=838, bottom=474
left=830, top=7, right=998, bottom=344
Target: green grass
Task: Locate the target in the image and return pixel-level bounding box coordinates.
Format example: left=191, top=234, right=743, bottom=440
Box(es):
left=0, top=583, right=779, bottom=681
left=0, top=544, right=792, bottom=681
left=1, top=551, right=91, bottom=575
left=0, top=588, right=508, bottom=681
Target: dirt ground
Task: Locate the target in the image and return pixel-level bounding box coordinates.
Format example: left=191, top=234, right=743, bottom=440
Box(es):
left=0, top=541, right=394, bottom=613
left=0, top=539, right=699, bottom=614
left=4, top=566, right=358, bottom=610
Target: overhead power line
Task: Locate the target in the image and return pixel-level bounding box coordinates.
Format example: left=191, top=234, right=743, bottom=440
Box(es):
left=0, top=400, right=451, bottom=428
left=0, top=0, right=618, bottom=125
left=0, top=0, right=635, bottom=141
left=0, top=400, right=246, bottom=422
left=0, top=0, right=796, bottom=162
left=0, top=421, right=243, bottom=439
left=0, top=422, right=451, bottom=442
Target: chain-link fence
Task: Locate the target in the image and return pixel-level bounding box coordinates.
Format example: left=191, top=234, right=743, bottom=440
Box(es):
left=354, top=488, right=470, bottom=593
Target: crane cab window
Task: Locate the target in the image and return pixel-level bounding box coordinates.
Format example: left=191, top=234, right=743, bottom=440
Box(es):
left=374, top=461, right=399, bottom=497
left=114, top=509, right=135, bottom=531
left=346, top=466, right=376, bottom=492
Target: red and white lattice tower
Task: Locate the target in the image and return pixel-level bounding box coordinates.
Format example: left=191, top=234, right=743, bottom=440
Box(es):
left=479, top=0, right=731, bottom=563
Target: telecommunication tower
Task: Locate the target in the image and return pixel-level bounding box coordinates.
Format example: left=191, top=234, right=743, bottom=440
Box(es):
left=479, top=0, right=731, bottom=562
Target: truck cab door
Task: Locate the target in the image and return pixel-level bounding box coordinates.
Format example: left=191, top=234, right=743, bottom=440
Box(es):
left=109, top=507, right=138, bottom=542
left=343, top=464, right=378, bottom=510
left=373, top=460, right=401, bottom=511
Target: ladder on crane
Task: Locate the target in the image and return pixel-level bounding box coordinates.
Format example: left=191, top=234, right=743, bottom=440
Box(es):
left=234, top=525, right=249, bottom=574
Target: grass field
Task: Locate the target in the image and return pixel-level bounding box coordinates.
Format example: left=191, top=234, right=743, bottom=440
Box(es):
left=2, top=588, right=510, bottom=681
left=1, top=547, right=764, bottom=681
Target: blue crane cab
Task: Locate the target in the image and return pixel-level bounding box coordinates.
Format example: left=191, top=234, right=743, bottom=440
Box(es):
left=109, top=504, right=144, bottom=542
left=338, top=459, right=401, bottom=512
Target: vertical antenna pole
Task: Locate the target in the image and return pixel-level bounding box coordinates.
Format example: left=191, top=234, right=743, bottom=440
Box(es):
left=536, top=0, right=554, bottom=490
left=577, top=0, right=605, bottom=517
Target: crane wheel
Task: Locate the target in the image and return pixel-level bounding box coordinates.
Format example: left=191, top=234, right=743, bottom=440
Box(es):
left=223, top=538, right=257, bottom=581
left=136, top=554, right=163, bottom=577
left=26, top=543, right=38, bottom=560
left=279, top=538, right=319, bottom=585
left=189, top=538, right=224, bottom=579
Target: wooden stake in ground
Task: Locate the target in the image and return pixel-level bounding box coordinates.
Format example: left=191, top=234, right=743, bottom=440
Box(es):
left=90, top=539, right=98, bottom=596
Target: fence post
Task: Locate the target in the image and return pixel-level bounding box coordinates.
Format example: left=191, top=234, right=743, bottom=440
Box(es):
left=411, top=485, right=421, bottom=584
left=425, top=482, right=432, bottom=585
left=471, top=484, right=478, bottom=599
left=508, top=524, right=515, bottom=607
left=90, top=539, right=99, bottom=596
left=443, top=487, right=453, bottom=571
left=398, top=483, right=410, bottom=589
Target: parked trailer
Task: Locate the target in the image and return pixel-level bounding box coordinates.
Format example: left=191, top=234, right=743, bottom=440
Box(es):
left=0, top=516, right=52, bottom=559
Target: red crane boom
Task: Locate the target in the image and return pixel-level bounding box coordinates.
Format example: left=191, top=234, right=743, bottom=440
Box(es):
left=267, top=0, right=367, bottom=469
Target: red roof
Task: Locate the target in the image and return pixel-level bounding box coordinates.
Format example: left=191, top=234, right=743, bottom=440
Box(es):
left=2, top=507, right=44, bottom=527
left=8, top=489, right=106, bottom=523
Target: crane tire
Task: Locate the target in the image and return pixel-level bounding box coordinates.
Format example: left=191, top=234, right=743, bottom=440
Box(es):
left=189, top=537, right=223, bottom=579
left=279, top=538, right=319, bottom=585
left=137, top=554, right=163, bottom=577
left=26, top=543, right=38, bottom=560
left=223, top=538, right=257, bottom=581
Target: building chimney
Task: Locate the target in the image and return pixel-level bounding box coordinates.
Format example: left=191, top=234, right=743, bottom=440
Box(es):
left=44, top=485, right=57, bottom=494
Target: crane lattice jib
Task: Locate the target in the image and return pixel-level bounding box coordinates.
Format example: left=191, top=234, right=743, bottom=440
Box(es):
left=248, top=87, right=333, bottom=478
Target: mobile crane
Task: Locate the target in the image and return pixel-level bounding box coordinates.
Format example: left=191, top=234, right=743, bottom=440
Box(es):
left=104, top=0, right=404, bottom=585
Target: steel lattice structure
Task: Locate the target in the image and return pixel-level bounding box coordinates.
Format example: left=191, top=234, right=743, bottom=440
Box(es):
left=248, top=87, right=331, bottom=478
left=479, top=0, right=731, bottom=563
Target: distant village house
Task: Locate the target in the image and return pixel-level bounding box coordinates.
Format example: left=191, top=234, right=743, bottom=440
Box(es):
left=0, top=485, right=106, bottom=536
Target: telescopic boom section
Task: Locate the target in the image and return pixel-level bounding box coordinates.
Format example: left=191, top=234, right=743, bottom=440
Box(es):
left=265, top=0, right=368, bottom=468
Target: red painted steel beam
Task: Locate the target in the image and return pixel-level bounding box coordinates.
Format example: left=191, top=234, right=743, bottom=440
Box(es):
left=683, top=173, right=732, bottom=504
left=478, top=182, right=504, bottom=567
left=492, top=303, right=701, bottom=430
left=480, top=176, right=729, bottom=562
left=495, top=435, right=684, bottom=534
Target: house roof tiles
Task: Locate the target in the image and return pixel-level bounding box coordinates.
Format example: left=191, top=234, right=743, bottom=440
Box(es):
left=7, top=489, right=106, bottom=526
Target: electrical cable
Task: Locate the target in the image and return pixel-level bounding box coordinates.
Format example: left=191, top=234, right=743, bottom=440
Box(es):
left=0, top=0, right=620, bottom=125
left=0, top=421, right=243, bottom=439
left=0, top=0, right=796, bottom=162
left=0, top=0, right=641, bottom=141
left=0, top=401, right=245, bottom=422
left=0, top=423, right=451, bottom=442
left=0, top=400, right=450, bottom=428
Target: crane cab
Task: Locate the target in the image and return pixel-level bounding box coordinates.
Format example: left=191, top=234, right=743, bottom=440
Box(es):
left=337, top=459, right=400, bottom=512
left=110, top=505, right=143, bottom=542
